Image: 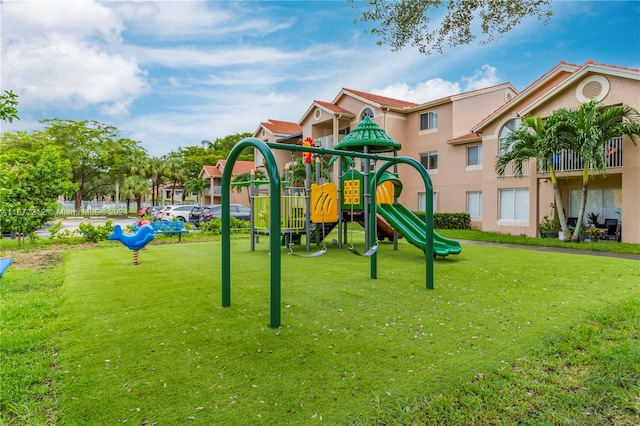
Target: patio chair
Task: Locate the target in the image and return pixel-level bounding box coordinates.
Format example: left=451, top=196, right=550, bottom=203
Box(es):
left=604, top=218, right=618, bottom=240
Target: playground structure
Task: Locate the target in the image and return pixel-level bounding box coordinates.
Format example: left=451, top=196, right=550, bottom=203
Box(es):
left=221, top=117, right=461, bottom=328
left=249, top=166, right=461, bottom=258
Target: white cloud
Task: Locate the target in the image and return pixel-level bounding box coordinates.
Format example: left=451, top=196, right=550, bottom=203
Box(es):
left=111, top=1, right=295, bottom=38
left=371, top=79, right=461, bottom=103
left=1, top=0, right=146, bottom=114
left=462, top=64, right=502, bottom=91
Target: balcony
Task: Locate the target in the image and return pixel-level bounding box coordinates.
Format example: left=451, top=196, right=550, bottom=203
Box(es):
left=313, top=134, right=345, bottom=150
left=500, top=159, right=530, bottom=177
left=204, top=186, right=222, bottom=196
left=540, top=137, right=623, bottom=173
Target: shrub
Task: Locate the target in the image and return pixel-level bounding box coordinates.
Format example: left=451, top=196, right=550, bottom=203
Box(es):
left=199, top=218, right=249, bottom=235
left=77, top=220, right=114, bottom=242
left=412, top=211, right=471, bottom=229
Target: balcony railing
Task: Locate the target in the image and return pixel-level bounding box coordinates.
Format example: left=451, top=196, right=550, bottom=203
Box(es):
left=500, top=159, right=530, bottom=177
left=204, top=186, right=221, bottom=196
left=314, top=134, right=345, bottom=150
left=540, top=137, right=623, bottom=173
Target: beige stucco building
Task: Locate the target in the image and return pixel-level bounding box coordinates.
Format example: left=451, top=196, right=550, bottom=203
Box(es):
left=199, top=159, right=255, bottom=206
left=251, top=61, right=640, bottom=244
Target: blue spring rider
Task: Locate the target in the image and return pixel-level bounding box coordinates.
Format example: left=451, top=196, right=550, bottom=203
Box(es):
left=108, top=223, right=155, bottom=265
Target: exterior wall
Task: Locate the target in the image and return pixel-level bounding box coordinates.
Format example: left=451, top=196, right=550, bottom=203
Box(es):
left=290, top=64, right=640, bottom=243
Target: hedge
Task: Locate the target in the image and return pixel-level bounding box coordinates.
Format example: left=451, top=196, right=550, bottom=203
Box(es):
left=412, top=211, right=471, bottom=230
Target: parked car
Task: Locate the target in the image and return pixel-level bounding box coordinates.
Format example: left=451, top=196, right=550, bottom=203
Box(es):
left=137, top=206, right=152, bottom=217
left=161, top=205, right=196, bottom=222
left=189, top=205, right=212, bottom=227
left=201, top=204, right=251, bottom=224
left=152, top=206, right=169, bottom=220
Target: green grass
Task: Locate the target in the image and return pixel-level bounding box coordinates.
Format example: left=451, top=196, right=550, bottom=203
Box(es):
left=439, top=229, right=640, bottom=255
left=0, top=259, right=64, bottom=424
left=56, top=238, right=638, bottom=424
left=1, top=236, right=638, bottom=425
left=361, top=298, right=640, bottom=425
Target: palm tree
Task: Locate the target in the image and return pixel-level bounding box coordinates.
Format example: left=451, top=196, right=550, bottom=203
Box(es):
left=495, top=114, right=572, bottom=239
left=556, top=100, right=640, bottom=241
left=184, top=178, right=208, bottom=205
left=141, top=157, right=167, bottom=205
left=121, top=175, right=150, bottom=214
left=165, top=156, right=188, bottom=204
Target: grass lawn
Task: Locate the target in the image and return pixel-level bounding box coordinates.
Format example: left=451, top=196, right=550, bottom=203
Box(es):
left=1, top=231, right=638, bottom=425
left=46, top=236, right=638, bottom=425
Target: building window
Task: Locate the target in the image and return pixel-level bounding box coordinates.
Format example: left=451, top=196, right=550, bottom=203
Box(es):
left=569, top=188, right=621, bottom=225
left=360, top=107, right=374, bottom=121
left=420, top=151, right=438, bottom=170
left=499, top=188, right=529, bottom=221
left=498, top=118, right=521, bottom=154
left=418, top=191, right=437, bottom=212
left=467, top=191, right=482, bottom=219
left=255, top=150, right=264, bottom=166
left=420, top=110, right=438, bottom=131
left=467, top=145, right=482, bottom=167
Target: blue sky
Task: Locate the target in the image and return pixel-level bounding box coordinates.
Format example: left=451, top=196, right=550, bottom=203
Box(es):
left=2, top=1, right=639, bottom=157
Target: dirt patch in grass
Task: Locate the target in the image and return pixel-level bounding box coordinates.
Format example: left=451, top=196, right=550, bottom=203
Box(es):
left=0, top=243, right=96, bottom=271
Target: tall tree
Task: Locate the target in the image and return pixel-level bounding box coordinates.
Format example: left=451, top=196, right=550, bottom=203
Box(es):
left=496, top=114, right=572, bottom=240
left=40, top=119, right=146, bottom=214
left=0, top=90, right=19, bottom=122
left=349, top=0, right=552, bottom=55
left=555, top=100, right=640, bottom=241
left=0, top=147, right=75, bottom=246
left=165, top=155, right=188, bottom=204
left=141, top=157, right=168, bottom=205
left=184, top=178, right=208, bottom=205
left=121, top=175, right=149, bottom=214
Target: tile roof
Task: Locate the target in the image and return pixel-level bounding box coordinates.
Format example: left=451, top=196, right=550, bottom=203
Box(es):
left=260, top=119, right=302, bottom=135
left=341, top=88, right=419, bottom=108
left=202, top=165, right=220, bottom=177
left=581, top=59, right=640, bottom=73
left=201, top=160, right=255, bottom=178
left=216, top=159, right=255, bottom=175
left=314, top=100, right=353, bottom=114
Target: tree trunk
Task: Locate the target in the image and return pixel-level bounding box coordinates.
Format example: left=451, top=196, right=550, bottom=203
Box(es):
left=549, top=167, right=569, bottom=240
left=75, top=191, right=83, bottom=215
left=551, top=183, right=569, bottom=240
left=571, top=179, right=589, bottom=242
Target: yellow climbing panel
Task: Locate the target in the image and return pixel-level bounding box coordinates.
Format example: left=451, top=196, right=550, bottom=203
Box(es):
left=311, top=183, right=338, bottom=223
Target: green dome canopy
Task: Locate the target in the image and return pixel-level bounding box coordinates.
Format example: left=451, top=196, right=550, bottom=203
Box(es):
left=334, top=116, right=401, bottom=153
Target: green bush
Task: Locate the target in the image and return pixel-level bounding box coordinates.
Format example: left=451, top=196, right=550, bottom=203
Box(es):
left=77, top=220, right=114, bottom=242
left=412, top=211, right=471, bottom=229
left=199, top=217, right=249, bottom=235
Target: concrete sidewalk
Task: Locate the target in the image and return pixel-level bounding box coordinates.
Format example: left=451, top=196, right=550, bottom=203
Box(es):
left=459, top=239, right=640, bottom=261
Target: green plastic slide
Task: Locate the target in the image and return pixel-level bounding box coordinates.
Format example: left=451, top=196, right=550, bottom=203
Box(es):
left=377, top=203, right=462, bottom=257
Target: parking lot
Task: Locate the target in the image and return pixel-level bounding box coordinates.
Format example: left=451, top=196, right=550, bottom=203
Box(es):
left=33, top=216, right=138, bottom=238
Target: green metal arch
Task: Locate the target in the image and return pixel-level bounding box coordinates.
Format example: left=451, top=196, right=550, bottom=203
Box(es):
left=221, top=138, right=435, bottom=329
left=221, top=137, right=282, bottom=328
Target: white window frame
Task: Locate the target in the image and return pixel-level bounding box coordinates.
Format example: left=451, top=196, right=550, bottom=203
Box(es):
left=420, top=151, right=438, bottom=172
left=418, top=191, right=437, bottom=213
left=466, top=145, right=482, bottom=170
left=419, top=110, right=438, bottom=132
left=498, top=188, right=529, bottom=224
left=467, top=191, right=482, bottom=219
left=498, top=118, right=522, bottom=155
